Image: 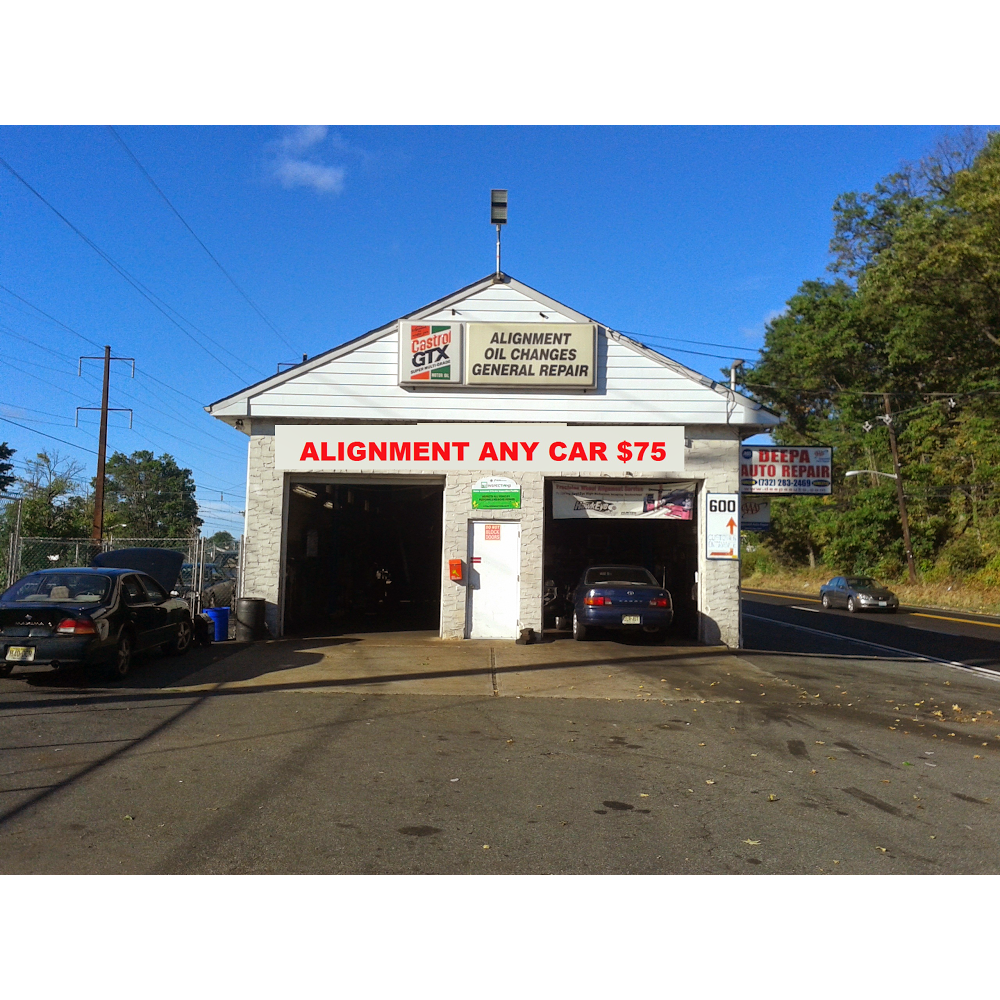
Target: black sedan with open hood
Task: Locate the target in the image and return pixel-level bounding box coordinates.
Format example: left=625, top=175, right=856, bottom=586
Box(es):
left=0, top=557, right=193, bottom=680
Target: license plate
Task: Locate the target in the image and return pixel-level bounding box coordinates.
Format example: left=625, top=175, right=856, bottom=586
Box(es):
left=878, top=601, right=887, bottom=606
left=621, top=615, right=641, bottom=625
left=6, top=646, right=35, bottom=662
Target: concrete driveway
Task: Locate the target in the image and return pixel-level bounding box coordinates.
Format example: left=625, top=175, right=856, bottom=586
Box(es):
left=164, top=631, right=746, bottom=701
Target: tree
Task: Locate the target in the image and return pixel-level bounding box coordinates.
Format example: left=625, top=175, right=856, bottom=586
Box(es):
left=14, top=452, right=90, bottom=537
left=207, top=530, right=235, bottom=548
left=741, top=130, right=1000, bottom=580
left=101, top=450, right=202, bottom=537
left=0, top=441, right=14, bottom=493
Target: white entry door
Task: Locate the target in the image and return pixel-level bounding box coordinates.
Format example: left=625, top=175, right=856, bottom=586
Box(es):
left=467, top=521, right=521, bottom=639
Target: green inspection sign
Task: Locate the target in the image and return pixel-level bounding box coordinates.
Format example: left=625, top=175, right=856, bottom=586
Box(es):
left=471, top=476, right=521, bottom=509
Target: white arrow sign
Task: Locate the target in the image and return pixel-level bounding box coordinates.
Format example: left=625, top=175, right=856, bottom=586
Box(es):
left=706, top=493, right=740, bottom=561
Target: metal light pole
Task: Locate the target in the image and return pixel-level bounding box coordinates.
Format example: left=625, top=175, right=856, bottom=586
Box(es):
left=491, top=189, right=507, bottom=280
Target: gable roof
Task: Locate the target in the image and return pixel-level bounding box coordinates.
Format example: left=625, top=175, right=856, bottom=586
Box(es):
left=207, top=273, right=780, bottom=429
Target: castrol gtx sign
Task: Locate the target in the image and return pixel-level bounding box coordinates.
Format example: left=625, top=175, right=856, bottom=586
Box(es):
left=275, top=424, right=685, bottom=473
left=739, top=446, right=832, bottom=495
left=400, top=321, right=461, bottom=384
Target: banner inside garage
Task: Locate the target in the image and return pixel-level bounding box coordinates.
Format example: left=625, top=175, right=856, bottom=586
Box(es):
left=552, top=480, right=696, bottom=519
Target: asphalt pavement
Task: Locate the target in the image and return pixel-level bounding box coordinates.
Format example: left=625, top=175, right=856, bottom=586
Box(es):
left=1, top=611, right=998, bottom=874
left=742, top=587, right=1000, bottom=673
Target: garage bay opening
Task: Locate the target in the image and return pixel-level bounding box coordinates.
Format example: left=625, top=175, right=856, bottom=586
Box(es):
left=284, top=480, right=444, bottom=635
left=543, top=479, right=699, bottom=640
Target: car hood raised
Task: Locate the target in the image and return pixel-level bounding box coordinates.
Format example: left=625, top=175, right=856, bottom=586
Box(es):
left=92, top=548, right=185, bottom=591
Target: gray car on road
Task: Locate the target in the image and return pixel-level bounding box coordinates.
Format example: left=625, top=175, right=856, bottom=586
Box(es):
left=819, top=575, right=899, bottom=613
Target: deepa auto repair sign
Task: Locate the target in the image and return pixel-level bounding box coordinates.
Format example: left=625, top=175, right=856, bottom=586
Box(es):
left=739, top=446, right=832, bottom=495
left=275, top=424, right=685, bottom=474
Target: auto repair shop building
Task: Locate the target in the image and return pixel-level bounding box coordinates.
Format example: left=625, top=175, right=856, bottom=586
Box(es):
left=207, top=274, right=780, bottom=646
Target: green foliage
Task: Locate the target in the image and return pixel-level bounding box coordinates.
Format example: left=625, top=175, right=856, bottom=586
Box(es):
left=766, top=496, right=837, bottom=568
left=101, top=450, right=202, bottom=538
left=941, top=534, right=988, bottom=574
left=743, top=131, right=1000, bottom=582
left=740, top=542, right=776, bottom=579
left=0, top=442, right=14, bottom=493
left=2, top=452, right=91, bottom=537
left=208, top=530, right=235, bottom=548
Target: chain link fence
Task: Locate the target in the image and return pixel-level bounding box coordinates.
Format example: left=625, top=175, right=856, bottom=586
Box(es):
left=2, top=530, right=243, bottom=631
left=1, top=495, right=23, bottom=591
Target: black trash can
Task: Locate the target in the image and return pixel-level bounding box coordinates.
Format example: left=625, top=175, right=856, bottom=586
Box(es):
left=235, top=597, right=266, bottom=642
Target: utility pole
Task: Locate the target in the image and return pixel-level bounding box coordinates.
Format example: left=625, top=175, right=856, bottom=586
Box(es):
left=883, top=392, right=918, bottom=584
left=92, top=346, right=110, bottom=542
left=78, top=347, right=134, bottom=545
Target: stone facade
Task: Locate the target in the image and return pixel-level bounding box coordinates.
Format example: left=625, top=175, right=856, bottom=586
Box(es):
left=243, top=420, right=284, bottom=636
left=440, top=470, right=545, bottom=638
left=241, top=422, right=743, bottom=647
left=686, top=427, right=742, bottom=647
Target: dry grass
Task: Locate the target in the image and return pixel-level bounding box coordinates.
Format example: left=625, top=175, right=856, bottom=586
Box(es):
left=742, top=567, right=1000, bottom=616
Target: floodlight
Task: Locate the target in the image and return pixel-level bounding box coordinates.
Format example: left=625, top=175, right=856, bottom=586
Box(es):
left=491, top=189, right=508, bottom=225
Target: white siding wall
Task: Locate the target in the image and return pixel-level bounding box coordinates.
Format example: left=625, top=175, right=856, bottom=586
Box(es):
left=237, top=332, right=761, bottom=425
left=423, top=284, right=578, bottom=324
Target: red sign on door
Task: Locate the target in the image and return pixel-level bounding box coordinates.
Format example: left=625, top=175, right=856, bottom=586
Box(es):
left=484, top=524, right=501, bottom=540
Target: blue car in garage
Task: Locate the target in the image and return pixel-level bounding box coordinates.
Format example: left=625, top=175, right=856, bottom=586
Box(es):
left=572, top=565, right=673, bottom=640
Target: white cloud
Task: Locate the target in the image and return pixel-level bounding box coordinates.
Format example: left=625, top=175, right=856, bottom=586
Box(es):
left=274, top=158, right=345, bottom=194
left=281, top=125, right=328, bottom=154
left=272, top=125, right=345, bottom=194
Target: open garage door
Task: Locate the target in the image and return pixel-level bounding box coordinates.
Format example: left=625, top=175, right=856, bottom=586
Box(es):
left=284, top=480, right=443, bottom=635
left=543, top=479, right=699, bottom=639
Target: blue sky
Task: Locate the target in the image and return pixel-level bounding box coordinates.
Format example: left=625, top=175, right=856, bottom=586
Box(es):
left=0, top=125, right=958, bottom=534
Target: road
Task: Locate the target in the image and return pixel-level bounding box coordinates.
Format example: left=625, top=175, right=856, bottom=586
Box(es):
left=742, top=587, right=1000, bottom=674
left=0, top=601, right=998, bottom=874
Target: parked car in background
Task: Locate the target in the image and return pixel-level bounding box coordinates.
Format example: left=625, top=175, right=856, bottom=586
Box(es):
left=819, top=575, right=899, bottom=613
left=180, top=559, right=237, bottom=608
left=572, top=565, right=673, bottom=640
left=201, top=565, right=236, bottom=608
left=1, top=560, right=193, bottom=680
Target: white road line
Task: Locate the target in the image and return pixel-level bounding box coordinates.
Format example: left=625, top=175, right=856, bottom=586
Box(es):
left=742, top=612, right=1000, bottom=681
left=791, top=606, right=822, bottom=613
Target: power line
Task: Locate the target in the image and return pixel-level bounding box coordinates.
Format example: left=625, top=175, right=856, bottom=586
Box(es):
left=107, top=126, right=299, bottom=355
left=620, top=330, right=758, bottom=354
left=0, top=156, right=263, bottom=381
left=0, top=415, right=98, bottom=455
left=0, top=282, right=104, bottom=351
left=742, top=381, right=1000, bottom=397
left=661, top=346, right=741, bottom=361
left=0, top=357, right=93, bottom=402
left=0, top=315, right=244, bottom=451
left=1, top=283, right=212, bottom=408
left=133, top=367, right=209, bottom=407
left=1, top=390, right=245, bottom=490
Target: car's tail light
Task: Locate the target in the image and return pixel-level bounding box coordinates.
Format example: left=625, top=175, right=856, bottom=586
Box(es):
left=584, top=595, right=612, bottom=606
left=649, top=596, right=670, bottom=607
left=56, top=618, right=97, bottom=635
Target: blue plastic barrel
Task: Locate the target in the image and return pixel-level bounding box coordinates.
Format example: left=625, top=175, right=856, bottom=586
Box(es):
left=204, top=607, right=229, bottom=642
